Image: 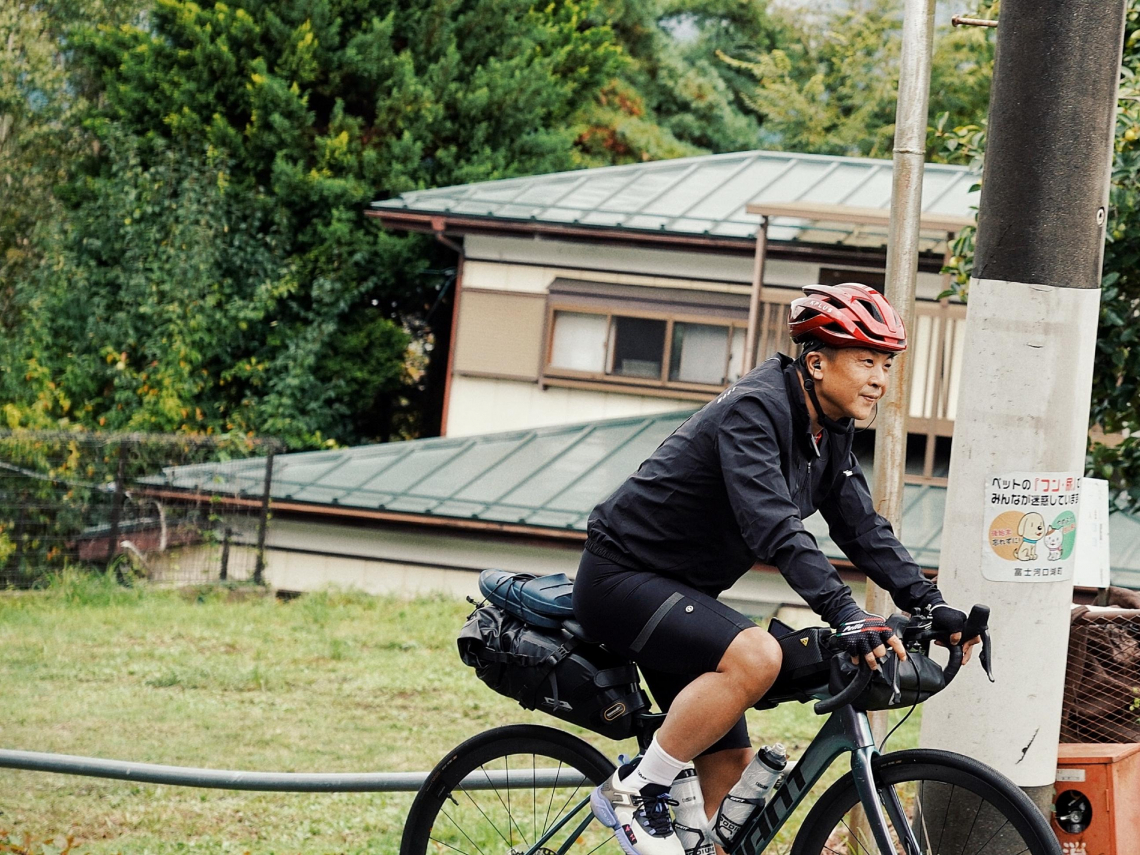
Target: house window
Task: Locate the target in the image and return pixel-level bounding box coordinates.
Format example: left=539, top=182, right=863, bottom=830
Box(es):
left=549, top=312, right=608, bottom=373
left=611, top=317, right=667, bottom=378
left=546, top=308, right=746, bottom=393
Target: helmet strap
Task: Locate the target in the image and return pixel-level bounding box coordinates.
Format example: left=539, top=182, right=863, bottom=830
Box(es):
left=795, top=359, right=847, bottom=434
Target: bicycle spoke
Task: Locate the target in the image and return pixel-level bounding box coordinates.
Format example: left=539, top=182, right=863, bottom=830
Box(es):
left=439, top=806, right=492, bottom=855
left=584, top=831, right=618, bottom=855
left=428, top=835, right=479, bottom=855
left=461, top=782, right=515, bottom=851
left=839, top=814, right=882, bottom=855
left=968, top=818, right=1012, bottom=855
left=934, top=784, right=954, bottom=855
left=542, top=761, right=564, bottom=837
left=474, top=762, right=530, bottom=848
left=506, top=755, right=514, bottom=848
left=533, top=754, right=538, bottom=845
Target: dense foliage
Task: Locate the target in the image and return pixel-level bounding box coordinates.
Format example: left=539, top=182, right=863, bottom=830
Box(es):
left=1, top=0, right=998, bottom=450
left=720, top=0, right=995, bottom=159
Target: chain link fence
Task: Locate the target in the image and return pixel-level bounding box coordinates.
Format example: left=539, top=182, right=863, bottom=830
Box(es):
left=1061, top=592, right=1140, bottom=744
left=0, top=432, right=284, bottom=589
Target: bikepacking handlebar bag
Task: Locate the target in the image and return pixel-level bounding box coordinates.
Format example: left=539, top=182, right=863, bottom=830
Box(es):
left=457, top=602, right=649, bottom=740
left=828, top=650, right=947, bottom=711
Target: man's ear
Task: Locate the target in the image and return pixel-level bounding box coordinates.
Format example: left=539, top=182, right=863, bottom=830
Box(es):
left=809, top=354, right=824, bottom=378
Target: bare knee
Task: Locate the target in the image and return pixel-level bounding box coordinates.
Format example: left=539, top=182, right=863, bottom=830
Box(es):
left=718, top=628, right=782, bottom=701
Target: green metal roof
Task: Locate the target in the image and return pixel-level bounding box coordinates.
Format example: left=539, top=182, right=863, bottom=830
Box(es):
left=153, top=414, right=1140, bottom=588
left=371, top=149, right=980, bottom=253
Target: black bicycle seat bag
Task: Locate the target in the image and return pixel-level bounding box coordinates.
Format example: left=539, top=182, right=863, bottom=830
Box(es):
left=457, top=601, right=648, bottom=739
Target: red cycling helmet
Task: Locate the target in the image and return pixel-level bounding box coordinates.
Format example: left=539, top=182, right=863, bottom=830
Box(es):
left=788, top=283, right=907, bottom=353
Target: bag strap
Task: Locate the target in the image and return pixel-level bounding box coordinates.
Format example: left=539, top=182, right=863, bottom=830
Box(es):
left=520, top=635, right=580, bottom=710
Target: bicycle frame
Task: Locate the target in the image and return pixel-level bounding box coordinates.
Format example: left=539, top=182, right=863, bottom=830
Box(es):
left=515, top=705, right=921, bottom=855
left=730, top=705, right=919, bottom=855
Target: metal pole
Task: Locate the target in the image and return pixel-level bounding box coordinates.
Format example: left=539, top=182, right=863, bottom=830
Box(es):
left=743, top=218, right=769, bottom=373
left=0, top=748, right=587, bottom=793
left=254, top=449, right=274, bottom=585
left=920, top=0, right=1126, bottom=818
left=107, top=438, right=130, bottom=577
left=866, top=0, right=936, bottom=736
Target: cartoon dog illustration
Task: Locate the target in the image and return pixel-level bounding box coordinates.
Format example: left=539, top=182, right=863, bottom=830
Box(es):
left=1042, top=526, right=1064, bottom=561
left=1015, top=512, right=1046, bottom=561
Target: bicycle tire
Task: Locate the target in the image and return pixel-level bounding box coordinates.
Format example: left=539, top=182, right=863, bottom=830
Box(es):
left=401, top=724, right=618, bottom=855
left=790, top=748, right=1060, bottom=855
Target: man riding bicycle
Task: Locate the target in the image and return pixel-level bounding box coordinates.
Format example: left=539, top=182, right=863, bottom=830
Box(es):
left=572, top=283, right=978, bottom=855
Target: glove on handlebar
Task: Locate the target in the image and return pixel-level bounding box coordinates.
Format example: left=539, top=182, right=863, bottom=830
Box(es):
left=834, top=612, right=895, bottom=658
left=930, top=603, right=967, bottom=635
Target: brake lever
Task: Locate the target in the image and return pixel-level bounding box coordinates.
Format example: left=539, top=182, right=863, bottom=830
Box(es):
left=978, top=628, right=995, bottom=682
left=963, top=605, right=995, bottom=683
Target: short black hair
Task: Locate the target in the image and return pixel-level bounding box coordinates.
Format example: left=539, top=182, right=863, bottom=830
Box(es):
left=796, top=340, right=839, bottom=365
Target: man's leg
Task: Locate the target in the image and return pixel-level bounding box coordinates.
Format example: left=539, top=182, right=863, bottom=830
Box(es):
left=655, top=627, right=783, bottom=761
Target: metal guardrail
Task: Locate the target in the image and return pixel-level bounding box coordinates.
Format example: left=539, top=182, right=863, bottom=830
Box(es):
left=0, top=749, right=587, bottom=792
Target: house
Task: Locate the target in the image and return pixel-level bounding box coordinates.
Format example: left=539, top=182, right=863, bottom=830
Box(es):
left=368, top=149, right=977, bottom=484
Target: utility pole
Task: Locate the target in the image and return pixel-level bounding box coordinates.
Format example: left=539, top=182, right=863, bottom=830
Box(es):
left=866, top=0, right=935, bottom=737
left=920, top=0, right=1127, bottom=817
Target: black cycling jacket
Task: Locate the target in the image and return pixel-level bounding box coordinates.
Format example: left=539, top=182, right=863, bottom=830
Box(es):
left=585, top=353, right=943, bottom=628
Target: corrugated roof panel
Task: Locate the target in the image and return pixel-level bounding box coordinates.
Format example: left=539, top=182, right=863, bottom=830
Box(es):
left=799, top=162, right=883, bottom=204
left=498, top=421, right=651, bottom=508
left=453, top=430, right=584, bottom=503
left=682, top=158, right=794, bottom=222
left=365, top=445, right=471, bottom=493
left=640, top=157, right=755, bottom=217
left=415, top=437, right=527, bottom=498
left=751, top=160, right=836, bottom=205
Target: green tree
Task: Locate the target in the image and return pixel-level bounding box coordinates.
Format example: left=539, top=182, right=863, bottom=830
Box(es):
left=576, top=0, right=786, bottom=163
left=6, top=0, right=625, bottom=446
left=719, top=0, right=995, bottom=158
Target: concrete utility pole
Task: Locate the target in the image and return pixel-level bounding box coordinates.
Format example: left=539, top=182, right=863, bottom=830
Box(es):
left=920, top=0, right=1127, bottom=815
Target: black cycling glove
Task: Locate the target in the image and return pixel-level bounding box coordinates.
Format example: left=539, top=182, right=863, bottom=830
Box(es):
left=930, top=603, right=967, bottom=635
left=834, top=611, right=895, bottom=658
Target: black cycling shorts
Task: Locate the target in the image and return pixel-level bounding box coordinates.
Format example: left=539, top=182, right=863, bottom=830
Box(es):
left=572, top=548, right=758, bottom=756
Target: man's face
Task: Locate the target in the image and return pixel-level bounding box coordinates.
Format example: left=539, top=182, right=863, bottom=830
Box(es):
left=808, top=347, right=894, bottom=422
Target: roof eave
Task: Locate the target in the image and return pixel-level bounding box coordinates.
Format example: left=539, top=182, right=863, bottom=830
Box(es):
left=367, top=209, right=950, bottom=268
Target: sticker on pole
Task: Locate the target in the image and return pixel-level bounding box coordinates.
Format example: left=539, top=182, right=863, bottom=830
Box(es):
left=983, top=472, right=1081, bottom=582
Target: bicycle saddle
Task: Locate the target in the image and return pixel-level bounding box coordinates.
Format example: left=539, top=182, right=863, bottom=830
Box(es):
left=478, top=569, right=576, bottom=630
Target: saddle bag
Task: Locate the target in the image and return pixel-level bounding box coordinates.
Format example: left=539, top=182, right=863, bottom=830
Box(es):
left=457, top=572, right=649, bottom=740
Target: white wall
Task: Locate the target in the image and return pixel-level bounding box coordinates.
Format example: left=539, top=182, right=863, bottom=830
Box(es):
left=250, top=517, right=848, bottom=616
left=446, top=375, right=694, bottom=437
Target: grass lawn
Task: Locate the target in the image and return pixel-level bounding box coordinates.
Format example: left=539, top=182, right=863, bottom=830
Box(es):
left=0, top=574, right=921, bottom=854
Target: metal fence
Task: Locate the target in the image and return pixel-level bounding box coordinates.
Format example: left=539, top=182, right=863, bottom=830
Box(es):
left=0, top=431, right=284, bottom=589
left=1061, top=603, right=1140, bottom=744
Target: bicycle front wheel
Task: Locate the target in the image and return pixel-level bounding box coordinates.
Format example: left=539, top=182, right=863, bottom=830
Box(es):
left=791, top=749, right=1060, bottom=855
left=401, top=724, right=621, bottom=855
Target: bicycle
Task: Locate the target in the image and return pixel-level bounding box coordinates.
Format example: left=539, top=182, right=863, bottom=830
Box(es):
left=402, top=602, right=1060, bottom=855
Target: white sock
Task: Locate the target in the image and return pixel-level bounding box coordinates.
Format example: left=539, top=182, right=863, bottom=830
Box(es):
left=626, top=736, right=689, bottom=790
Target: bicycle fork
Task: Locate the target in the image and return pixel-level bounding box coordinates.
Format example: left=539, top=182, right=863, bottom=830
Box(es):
left=848, top=710, right=922, bottom=855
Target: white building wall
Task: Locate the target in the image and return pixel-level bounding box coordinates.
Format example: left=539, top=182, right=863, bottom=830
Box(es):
left=446, top=375, right=694, bottom=437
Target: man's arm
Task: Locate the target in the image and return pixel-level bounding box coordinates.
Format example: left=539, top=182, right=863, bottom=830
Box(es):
left=717, top=397, right=863, bottom=627
left=817, top=450, right=944, bottom=614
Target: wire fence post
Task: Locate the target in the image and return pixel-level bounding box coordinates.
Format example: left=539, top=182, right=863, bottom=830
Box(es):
left=107, top=438, right=131, bottom=578
left=219, top=526, right=232, bottom=582
left=254, top=450, right=274, bottom=585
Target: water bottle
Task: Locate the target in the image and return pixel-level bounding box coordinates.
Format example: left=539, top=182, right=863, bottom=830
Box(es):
left=713, top=744, right=787, bottom=848
left=670, top=765, right=714, bottom=855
